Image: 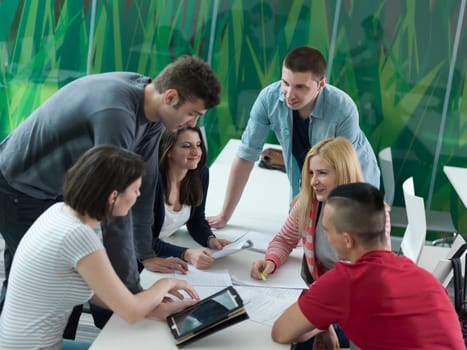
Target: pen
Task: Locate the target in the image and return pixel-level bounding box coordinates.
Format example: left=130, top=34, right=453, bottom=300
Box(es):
left=259, top=271, right=267, bottom=281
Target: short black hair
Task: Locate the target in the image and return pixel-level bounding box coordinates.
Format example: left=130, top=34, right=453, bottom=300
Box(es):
left=63, top=145, right=146, bottom=221
left=326, top=183, right=386, bottom=245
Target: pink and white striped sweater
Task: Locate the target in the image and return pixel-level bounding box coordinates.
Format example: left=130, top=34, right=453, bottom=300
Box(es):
left=265, top=200, right=392, bottom=281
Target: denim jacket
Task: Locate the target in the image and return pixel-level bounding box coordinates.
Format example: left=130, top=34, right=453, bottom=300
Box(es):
left=237, top=81, right=380, bottom=199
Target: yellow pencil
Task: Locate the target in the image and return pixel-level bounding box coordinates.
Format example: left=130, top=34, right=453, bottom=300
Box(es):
left=259, top=271, right=267, bottom=281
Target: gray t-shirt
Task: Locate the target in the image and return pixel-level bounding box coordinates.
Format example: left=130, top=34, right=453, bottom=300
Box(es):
left=0, top=203, right=103, bottom=349
left=0, top=72, right=163, bottom=292
left=0, top=72, right=159, bottom=200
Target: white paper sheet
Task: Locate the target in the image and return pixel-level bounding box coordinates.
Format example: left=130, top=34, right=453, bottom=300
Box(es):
left=239, top=231, right=275, bottom=253
left=235, top=286, right=302, bottom=326
left=173, top=269, right=232, bottom=287
left=211, top=238, right=253, bottom=258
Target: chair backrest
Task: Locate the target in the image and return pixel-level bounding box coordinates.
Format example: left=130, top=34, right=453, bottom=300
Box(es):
left=400, top=177, right=427, bottom=263
left=378, top=147, right=395, bottom=206
left=431, top=234, right=466, bottom=287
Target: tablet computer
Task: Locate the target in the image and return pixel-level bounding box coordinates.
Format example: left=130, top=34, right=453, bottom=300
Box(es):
left=166, top=286, right=249, bottom=347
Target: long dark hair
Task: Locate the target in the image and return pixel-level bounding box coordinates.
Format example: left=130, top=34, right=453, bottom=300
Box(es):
left=158, top=126, right=207, bottom=207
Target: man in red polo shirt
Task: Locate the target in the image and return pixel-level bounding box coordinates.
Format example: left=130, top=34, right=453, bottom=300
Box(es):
left=272, top=182, right=464, bottom=349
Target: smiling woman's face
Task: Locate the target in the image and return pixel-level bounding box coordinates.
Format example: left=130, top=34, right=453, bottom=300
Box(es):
left=168, top=130, right=203, bottom=171
left=308, top=154, right=337, bottom=202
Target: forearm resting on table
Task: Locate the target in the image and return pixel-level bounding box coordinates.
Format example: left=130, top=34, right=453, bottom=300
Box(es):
left=79, top=251, right=179, bottom=324
left=272, top=303, right=317, bottom=344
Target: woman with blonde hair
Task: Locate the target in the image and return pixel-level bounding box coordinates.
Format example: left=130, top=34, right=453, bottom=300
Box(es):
left=251, top=137, right=390, bottom=349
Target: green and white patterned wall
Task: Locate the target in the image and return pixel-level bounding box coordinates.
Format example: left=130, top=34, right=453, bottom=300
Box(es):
left=0, top=0, right=466, bottom=237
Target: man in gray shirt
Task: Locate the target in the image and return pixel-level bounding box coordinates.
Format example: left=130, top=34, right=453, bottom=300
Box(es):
left=0, top=56, right=221, bottom=336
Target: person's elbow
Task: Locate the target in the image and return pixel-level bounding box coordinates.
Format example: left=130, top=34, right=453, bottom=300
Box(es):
left=271, top=303, right=314, bottom=344
left=116, top=302, right=149, bottom=325
left=271, top=324, right=294, bottom=344
left=120, top=309, right=146, bottom=325
left=123, top=315, right=139, bottom=325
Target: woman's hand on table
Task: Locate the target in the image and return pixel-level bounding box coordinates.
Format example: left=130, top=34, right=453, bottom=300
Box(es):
left=147, top=299, right=197, bottom=320
left=250, top=259, right=276, bottom=280
left=165, top=278, right=200, bottom=301
left=145, top=278, right=199, bottom=320
left=184, top=248, right=215, bottom=270
left=207, top=237, right=231, bottom=250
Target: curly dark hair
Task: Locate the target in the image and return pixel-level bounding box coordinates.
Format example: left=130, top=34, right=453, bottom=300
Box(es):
left=153, top=55, right=221, bottom=109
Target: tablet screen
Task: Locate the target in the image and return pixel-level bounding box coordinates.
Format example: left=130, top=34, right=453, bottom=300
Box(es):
left=169, top=287, right=241, bottom=337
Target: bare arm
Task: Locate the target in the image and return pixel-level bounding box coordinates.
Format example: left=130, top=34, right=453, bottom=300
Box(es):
left=272, top=303, right=317, bottom=344
left=78, top=250, right=199, bottom=324
left=207, top=156, right=254, bottom=228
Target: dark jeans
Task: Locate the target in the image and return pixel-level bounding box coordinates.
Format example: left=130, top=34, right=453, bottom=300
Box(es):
left=0, top=173, right=58, bottom=312
left=291, top=324, right=350, bottom=349
left=0, top=172, right=79, bottom=339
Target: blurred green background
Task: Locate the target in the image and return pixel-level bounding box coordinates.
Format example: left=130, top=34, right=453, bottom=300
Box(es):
left=0, top=0, right=465, bottom=238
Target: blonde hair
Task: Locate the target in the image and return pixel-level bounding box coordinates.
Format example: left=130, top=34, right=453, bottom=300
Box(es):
left=296, top=137, right=364, bottom=229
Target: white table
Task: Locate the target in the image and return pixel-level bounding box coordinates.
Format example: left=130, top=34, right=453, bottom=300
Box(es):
left=90, top=139, right=293, bottom=349
left=443, top=165, right=467, bottom=208
left=205, top=139, right=290, bottom=234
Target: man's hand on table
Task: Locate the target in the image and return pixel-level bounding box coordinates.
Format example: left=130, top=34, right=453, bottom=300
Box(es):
left=207, top=214, right=228, bottom=229
left=142, top=256, right=188, bottom=274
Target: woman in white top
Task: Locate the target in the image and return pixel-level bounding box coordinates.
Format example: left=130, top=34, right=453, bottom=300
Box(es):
left=137, top=126, right=230, bottom=273
left=0, top=145, right=199, bottom=350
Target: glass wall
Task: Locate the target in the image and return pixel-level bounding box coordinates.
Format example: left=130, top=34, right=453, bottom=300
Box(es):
left=0, top=0, right=465, bottom=236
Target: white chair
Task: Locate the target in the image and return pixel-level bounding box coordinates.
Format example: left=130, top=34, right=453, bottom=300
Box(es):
left=379, top=148, right=407, bottom=228
left=379, top=148, right=456, bottom=234
left=400, top=177, right=427, bottom=263
left=427, top=234, right=466, bottom=287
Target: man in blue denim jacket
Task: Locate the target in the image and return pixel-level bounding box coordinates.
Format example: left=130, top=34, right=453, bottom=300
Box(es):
left=208, top=46, right=380, bottom=229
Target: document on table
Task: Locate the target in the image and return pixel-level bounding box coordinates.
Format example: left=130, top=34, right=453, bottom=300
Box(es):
left=228, top=248, right=307, bottom=289
left=210, top=238, right=253, bottom=258
left=231, top=273, right=306, bottom=289
left=171, top=269, right=233, bottom=300
left=239, top=231, right=274, bottom=253
left=235, top=286, right=303, bottom=326
left=173, top=269, right=232, bottom=287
